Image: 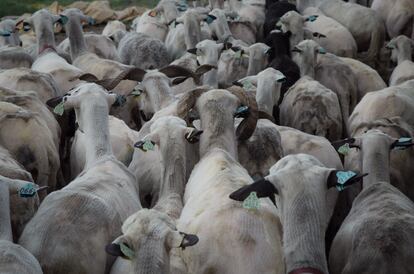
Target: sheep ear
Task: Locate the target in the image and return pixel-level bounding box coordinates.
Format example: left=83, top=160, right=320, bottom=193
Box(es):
left=185, top=128, right=203, bottom=144
left=327, top=170, right=368, bottom=191
left=179, top=232, right=199, bottom=249
left=391, top=137, right=414, bottom=150
left=331, top=138, right=357, bottom=150
left=172, top=76, right=189, bottom=85
left=79, top=73, right=99, bottom=82
left=313, top=32, right=326, bottom=38
left=159, top=65, right=193, bottom=79
left=105, top=243, right=123, bottom=257
left=229, top=178, right=278, bottom=206
left=46, top=96, right=64, bottom=108
left=187, top=48, right=197, bottom=54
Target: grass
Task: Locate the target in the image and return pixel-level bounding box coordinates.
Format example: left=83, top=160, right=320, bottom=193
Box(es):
left=0, top=0, right=158, bottom=18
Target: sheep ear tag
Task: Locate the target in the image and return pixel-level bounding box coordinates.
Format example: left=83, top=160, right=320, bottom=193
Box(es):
left=242, top=80, right=255, bottom=90
left=53, top=101, right=65, bottom=116
left=143, top=140, right=155, bottom=151
left=243, top=191, right=260, bottom=210
left=205, top=15, right=216, bottom=24
left=234, top=106, right=249, bottom=118
left=19, top=183, right=37, bottom=198
left=113, top=95, right=127, bottom=107
left=318, top=47, right=327, bottom=54
left=335, top=171, right=359, bottom=191
left=392, top=137, right=413, bottom=150
left=58, top=15, right=69, bottom=25
left=306, top=15, right=318, bottom=22
left=234, top=50, right=243, bottom=59
left=120, top=243, right=134, bottom=260
left=130, top=89, right=142, bottom=97
left=0, top=31, right=11, bottom=37
left=149, top=10, right=158, bottom=17
left=337, top=143, right=350, bottom=156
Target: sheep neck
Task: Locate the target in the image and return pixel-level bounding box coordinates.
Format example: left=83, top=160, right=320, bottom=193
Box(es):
left=183, top=17, right=201, bottom=49
left=79, top=100, right=113, bottom=168
left=0, top=182, right=12, bottom=241
left=34, top=20, right=56, bottom=54
left=283, top=193, right=328, bottom=274
left=256, top=80, right=279, bottom=117
left=247, top=58, right=265, bottom=76
left=65, top=18, right=88, bottom=60
left=299, top=60, right=315, bottom=78
left=153, top=139, right=186, bottom=219
left=397, top=46, right=412, bottom=65
left=202, top=69, right=218, bottom=88
left=199, top=102, right=238, bottom=158
left=361, top=137, right=390, bottom=188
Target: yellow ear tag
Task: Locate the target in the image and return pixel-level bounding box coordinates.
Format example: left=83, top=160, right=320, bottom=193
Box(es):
left=149, top=10, right=158, bottom=17
left=242, top=191, right=260, bottom=209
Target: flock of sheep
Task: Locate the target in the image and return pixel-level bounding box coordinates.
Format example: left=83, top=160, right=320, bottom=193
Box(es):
left=0, top=0, right=414, bottom=273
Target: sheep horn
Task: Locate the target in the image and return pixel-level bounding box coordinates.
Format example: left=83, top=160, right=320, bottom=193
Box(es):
left=176, top=86, right=211, bottom=125
left=92, top=67, right=147, bottom=91
left=227, top=86, right=258, bottom=141
left=158, top=65, right=194, bottom=79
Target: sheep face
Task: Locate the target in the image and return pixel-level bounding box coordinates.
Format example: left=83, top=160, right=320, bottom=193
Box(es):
left=245, top=43, right=271, bottom=76
left=386, top=35, right=414, bottom=64
left=23, top=9, right=63, bottom=40
left=0, top=20, right=21, bottom=47
left=143, top=116, right=203, bottom=148
left=292, top=39, right=325, bottom=77
left=137, top=72, right=172, bottom=121
left=106, top=209, right=198, bottom=274
left=192, top=40, right=224, bottom=66
left=278, top=11, right=304, bottom=35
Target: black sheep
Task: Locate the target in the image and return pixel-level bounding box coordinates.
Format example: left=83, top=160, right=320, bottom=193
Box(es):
left=265, top=31, right=300, bottom=121
left=263, top=0, right=297, bottom=39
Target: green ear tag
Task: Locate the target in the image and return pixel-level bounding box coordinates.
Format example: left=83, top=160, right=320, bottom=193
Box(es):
left=131, top=89, right=142, bottom=96
left=336, top=171, right=356, bottom=191
left=143, top=140, right=155, bottom=151
left=338, top=143, right=350, bottom=156
left=120, top=242, right=135, bottom=260
left=59, top=15, right=69, bottom=25
left=242, top=80, right=255, bottom=90
left=53, top=101, right=65, bottom=116
left=19, top=183, right=37, bottom=198
left=242, top=191, right=260, bottom=209
left=234, top=50, right=242, bottom=59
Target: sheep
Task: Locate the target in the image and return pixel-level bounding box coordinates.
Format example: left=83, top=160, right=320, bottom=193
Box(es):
left=386, top=35, right=414, bottom=86
left=217, top=48, right=249, bottom=88
left=291, top=39, right=358, bottom=135
left=0, top=68, right=61, bottom=102
left=348, top=80, right=414, bottom=135
left=265, top=30, right=300, bottom=110
left=329, top=130, right=414, bottom=274
left=229, top=153, right=364, bottom=274
left=70, top=115, right=140, bottom=179
left=227, top=14, right=257, bottom=45
left=0, top=19, right=21, bottom=47
left=165, top=9, right=214, bottom=60
left=279, top=76, right=342, bottom=141
left=0, top=148, right=39, bottom=241
left=207, top=9, right=248, bottom=47
left=102, top=20, right=127, bottom=37
left=19, top=83, right=142, bottom=274
left=279, top=9, right=358, bottom=58
left=107, top=116, right=201, bottom=274
left=227, top=1, right=265, bottom=42
left=0, top=101, right=60, bottom=195
left=339, top=57, right=386, bottom=100
left=298, top=0, right=385, bottom=66
left=58, top=33, right=120, bottom=62
left=117, top=32, right=170, bottom=69
left=371, top=0, right=414, bottom=39
left=0, top=176, right=42, bottom=274
left=242, top=43, right=270, bottom=76
left=175, top=86, right=284, bottom=274
left=24, top=9, right=96, bottom=92
left=263, top=0, right=297, bottom=38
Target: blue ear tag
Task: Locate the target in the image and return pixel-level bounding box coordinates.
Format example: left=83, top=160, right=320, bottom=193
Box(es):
left=318, top=47, right=326, bottom=54
left=114, top=94, right=127, bottom=106
left=336, top=171, right=356, bottom=191
left=19, top=183, right=37, bottom=198
left=307, top=15, right=318, bottom=22
left=205, top=15, right=215, bottom=25
left=0, top=31, right=11, bottom=37
left=59, top=15, right=69, bottom=25
left=88, top=17, right=96, bottom=25
left=243, top=192, right=260, bottom=209
left=235, top=106, right=249, bottom=118
left=394, top=137, right=413, bottom=150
